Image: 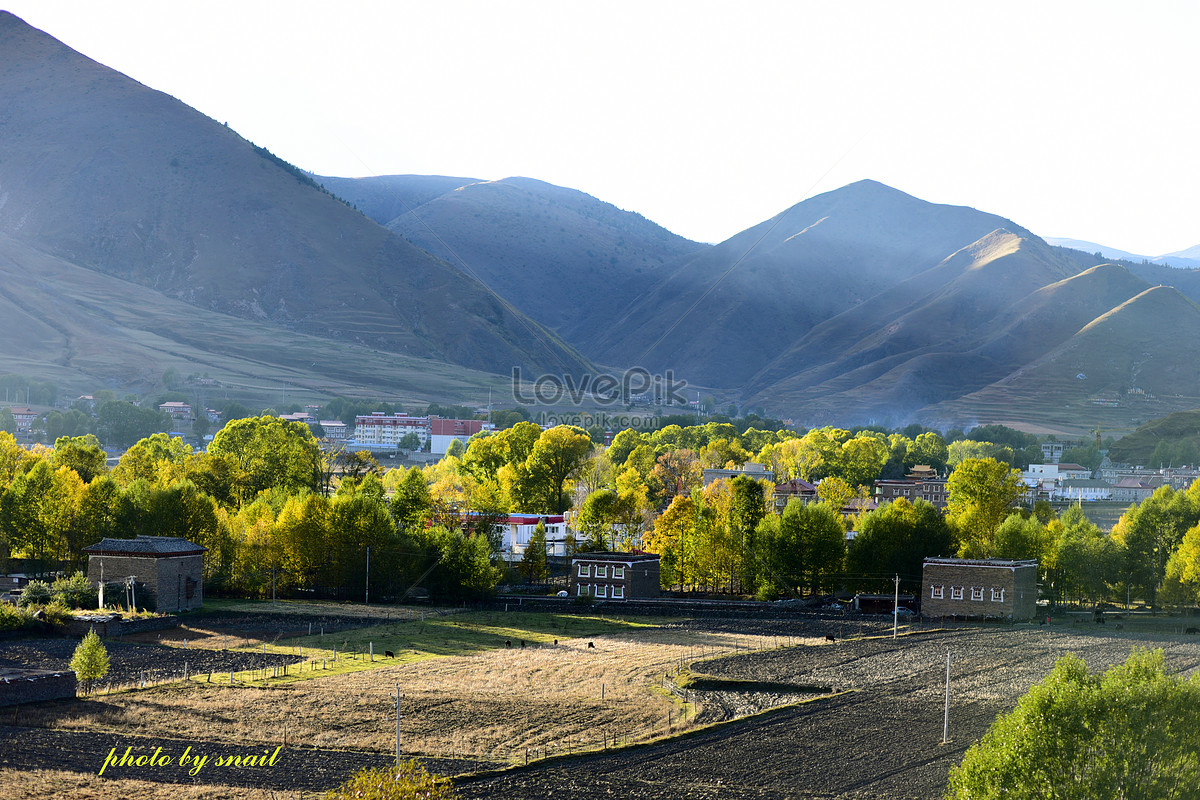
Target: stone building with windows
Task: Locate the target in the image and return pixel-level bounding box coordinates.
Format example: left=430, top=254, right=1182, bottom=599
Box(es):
left=922, top=557, right=1037, bottom=621
left=83, top=536, right=206, bottom=612
left=568, top=552, right=660, bottom=601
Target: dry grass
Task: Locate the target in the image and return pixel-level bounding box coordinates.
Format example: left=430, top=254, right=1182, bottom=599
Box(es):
left=27, top=622, right=805, bottom=764
left=0, top=768, right=281, bottom=800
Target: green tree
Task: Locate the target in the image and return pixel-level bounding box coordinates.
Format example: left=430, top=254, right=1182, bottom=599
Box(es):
left=208, top=416, right=324, bottom=505
left=70, top=628, right=111, bottom=695
left=444, top=438, right=465, bottom=459
left=94, top=400, right=170, bottom=448
left=946, top=458, right=1024, bottom=556
left=390, top=468, right=432, bottom=531
left=1057, top=505, right=1122, bottom=607
left=0, top=407, right=15, bottom=434
left=524, top=426, right=592, bottom=514
left=519, top=520, right=549, bottom=582
left=52, top=435, right=108, bottom=483
left=326, top=760, right=459, bottom=800
left=1112, top=484, right=1200, bottom=606
left=947, top=648, right=1200, bottom=800
left=113, top=432, right=193, bottom=487
left=577, top=489, right=619, bottom=550
left=847, top=498, right=953, bottom=593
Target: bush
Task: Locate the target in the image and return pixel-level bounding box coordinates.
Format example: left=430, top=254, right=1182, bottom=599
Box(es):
left=0, top=604, right=35, bottom=631
left=17, top=580, right=52, bottom=607
left=325, top=761, right=458, bottom=800
left=52, top=572, right=98, bottom=609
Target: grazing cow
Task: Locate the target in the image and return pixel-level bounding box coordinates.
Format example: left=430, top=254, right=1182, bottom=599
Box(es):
left=554, top=639, right=558, bottom=646
left=587, top=641, right=595, bottom=649
left=520, top=640, right=526, bottom=648
left=505, top=640, right=511, bottom=648
left=825, top=635, right=836, bottom=642
left=384, top=650, right=395, bottom=658
left=1186, top=627, right=1198, bottom=635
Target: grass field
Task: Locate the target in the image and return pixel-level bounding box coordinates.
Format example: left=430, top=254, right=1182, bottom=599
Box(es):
left=21, top=607, right=797, bottom=764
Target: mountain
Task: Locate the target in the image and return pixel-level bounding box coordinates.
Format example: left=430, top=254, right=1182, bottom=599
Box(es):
left=316, top=175, right=706, bottom=347
left=1046, top=237, right=1200, bottom=269
left=1045, top=238, right=1150, bottom=263
left=925, top=285, right=1200, bottom=432
left=590, top=180, right=1036, bottom=389
left=0, top=12, right=590, bottom=399
left=740, top=232, right=1094, bottom=422
left=312, top=174, right=478, bottom=228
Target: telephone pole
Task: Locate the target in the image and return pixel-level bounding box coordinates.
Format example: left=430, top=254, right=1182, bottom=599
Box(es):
left=892, top=574, right=900, bottom=639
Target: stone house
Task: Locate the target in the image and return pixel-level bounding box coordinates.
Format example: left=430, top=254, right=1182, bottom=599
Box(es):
left=922, top=558, right=1038, bottom=621
left=83, top=536, right=206, bottom=612
left=568, top=552, right=660, bottom=601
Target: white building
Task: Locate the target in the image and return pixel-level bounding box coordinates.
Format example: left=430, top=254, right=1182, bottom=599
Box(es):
left=353, top=412, right=429, bottom=448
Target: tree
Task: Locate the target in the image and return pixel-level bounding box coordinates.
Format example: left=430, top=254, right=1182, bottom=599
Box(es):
left=1057, top=505, right=1122, bottom=607
left=113, top=432, right=193, bottom=487
left=94, top=400, right=170, bottom=448
left=946, top=458, right=1024, bottom=556
left=519, top=520, right=549, bottom=582
left=208, top=416, right=324, bottom=505
left=1112, top=484, right=1200, bottom=606
left=947, top=649, right=1200, bottom=800
left=523, top=426, right=592, bottom=514
left=847, top=498, right=953, bottom=593
left=70, top=628, right=111, bottom=695
left=327, top=761, right=459, bottom=800
left=390, top=468, right=432, bottom=531
left=577, top=489, right=619, bottom=550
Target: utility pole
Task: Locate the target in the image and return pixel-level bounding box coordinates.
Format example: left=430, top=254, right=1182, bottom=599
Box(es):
left=394, top=683, right=403, bottom=767
left=271, top=565, right=276, bottom=606
left=943, top=651, right=951, bottom=744
left=365, top=546, right=370, bottom=605
left=893, top=573, right=900, bottom=639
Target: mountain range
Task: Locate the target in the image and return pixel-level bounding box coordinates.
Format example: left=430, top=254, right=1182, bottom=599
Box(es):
left=4, top=10, right=1200, bottom=435
left=1045, top=238, right=1200, bottom=269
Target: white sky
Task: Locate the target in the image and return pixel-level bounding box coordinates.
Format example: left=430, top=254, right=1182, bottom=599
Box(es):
left=6, top=1, right=1198, bottom=255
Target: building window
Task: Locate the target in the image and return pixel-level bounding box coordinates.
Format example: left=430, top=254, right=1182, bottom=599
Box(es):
left=576, top=583, right=588, bottom=597
left=971, top=586, right=983, bottom=601
left=612, top=585, right=624, bottom=599
left=612, top=566, right=625, bottom=580
left=595, top=565, right=608, bottom=579
left=931, top=585, right=944, bottom=599
left=577, top=564, right=590, bottom=578
left=991, top=588, right=1005, bottom=602
left=595, top=584, right=607, bottom=598
left=950, top=586, right=964, bottom=600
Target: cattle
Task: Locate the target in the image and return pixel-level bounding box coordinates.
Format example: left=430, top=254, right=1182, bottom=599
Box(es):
left=505, top=640, right=511, bottom=648
left=1186, top=627, right=1198, bottom=635
left=825, top=635, right=836, bottom=642
left=384, top=650, right=395, bottom=658
left=587, top=641, right=595, bottom=649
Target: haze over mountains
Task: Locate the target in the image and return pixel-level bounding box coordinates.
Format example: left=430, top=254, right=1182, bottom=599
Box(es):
left=4, top=10, right=1200, bottom=434
left=1046, top=238, right=1200, bottom=269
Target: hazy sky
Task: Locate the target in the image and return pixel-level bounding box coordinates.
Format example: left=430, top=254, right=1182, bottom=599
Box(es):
left=7, top=1, right=1198, bottom=255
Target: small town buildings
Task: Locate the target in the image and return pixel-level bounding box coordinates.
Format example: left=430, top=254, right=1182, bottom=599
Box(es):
left=353, top=412, right=430, bottom=448
left=278, top=412, right=314, bottom=424
left=429, top=417, right=493, bottom=455
left=1040, top=441, right=1065, bottom=464
left=159, top=401, right=192, bottom=419
left=500, top=514, right=568, bottom=558
left=319, top=420, right=349, bottom=441
left=874, top=466, right=949, bottom=508
left=83, top=535, right=206, bottom=612
left=1110, top=477, right=1158, bottom=503
left=702, top=462, right=774, bottom=486
left=568, top=552, right=661, bottom=601
left=1055, top=462, right=1093, bottom=481
left=922, top=558, right=1038, bottom=621
left=1054, top=478, right=1112, bottom=502
left=8, top=406, right=35, bottom=433
left=773, top=478, right=818, bottom=511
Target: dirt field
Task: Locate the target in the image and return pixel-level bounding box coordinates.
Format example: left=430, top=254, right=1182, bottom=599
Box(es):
left=3, top=606, right=1199, bottom=798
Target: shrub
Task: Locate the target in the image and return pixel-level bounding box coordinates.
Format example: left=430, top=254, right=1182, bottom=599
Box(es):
left=0, top=604, right=35, bottom=631
left=17, top=580, right=52, bottom=607
left=52, top=572, right=98, bottom=609
left=325, top=761, right=458, bottom=800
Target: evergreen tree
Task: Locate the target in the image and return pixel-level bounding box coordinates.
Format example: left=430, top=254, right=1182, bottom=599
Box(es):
left=70, top=628, right=110, bottom=695
left=519, top=521, right=549, bottom=583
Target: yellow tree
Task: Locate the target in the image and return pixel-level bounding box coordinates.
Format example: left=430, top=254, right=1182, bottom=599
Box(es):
left=947, top=458, right=1024, bottom=556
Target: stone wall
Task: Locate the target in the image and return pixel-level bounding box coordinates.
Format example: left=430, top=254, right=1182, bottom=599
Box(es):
left=923, top=562, right=1038, bottom=621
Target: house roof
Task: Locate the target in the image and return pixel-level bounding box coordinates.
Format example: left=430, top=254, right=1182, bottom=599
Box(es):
left=1056, top=463, right=1089, bottom=471
left=83, top=535, right=207, bottom=556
